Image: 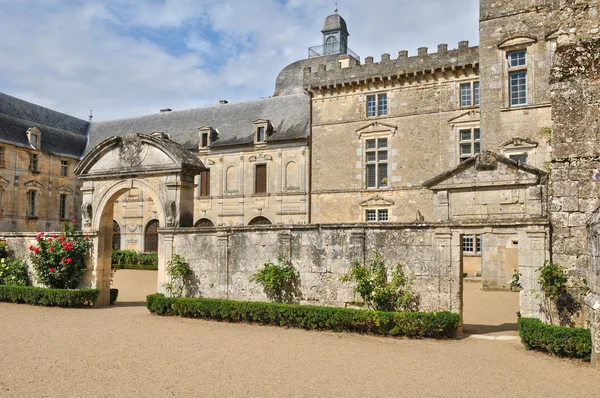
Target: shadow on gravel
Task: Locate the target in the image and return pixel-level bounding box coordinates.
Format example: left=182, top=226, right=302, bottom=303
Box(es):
left=109, top=301, right=147, bottom=308
left=463, top=322, right=518, bottom=335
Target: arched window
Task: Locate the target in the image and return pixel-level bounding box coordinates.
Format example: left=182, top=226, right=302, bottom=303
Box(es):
left=144, top=219, right=159, bottom=252
left=112, top=220, right=121, bottom=250
left=324, top=36, right=338, bottom=54
left=194, top=218, right=214, bottom=228
left=248, top=216, right=272, bottom=226
left=285, top=161, right=299, bottom=188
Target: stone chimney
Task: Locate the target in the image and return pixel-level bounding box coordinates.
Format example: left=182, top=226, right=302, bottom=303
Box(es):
left=160, top=108, right=172, bottom=113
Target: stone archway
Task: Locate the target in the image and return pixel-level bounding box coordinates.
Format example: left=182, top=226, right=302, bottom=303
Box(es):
left=75, top=133, right=204, bottom=305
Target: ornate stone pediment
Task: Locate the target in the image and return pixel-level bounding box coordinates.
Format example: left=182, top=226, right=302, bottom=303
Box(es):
left=355, top=122, right=397, bottom=138
left=503, top=137, right=539, bottom=150
left=75, top=133, right=205, bottom=179
left=498, top=35, right=537, bottom=49
left=248, top=154, right=273, bottom=163
left=359, top=195, right=394, bottom=207
left=448, top=110, right=480, bottom=127
left=423, top=151, right=546, bottom=190
left=24, top=180, right=43, bottom=189
left=56, top=185, right=73, bottom=194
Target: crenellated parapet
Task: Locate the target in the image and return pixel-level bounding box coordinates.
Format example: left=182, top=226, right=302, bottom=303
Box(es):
left=304, top=41, right=479, bottom=92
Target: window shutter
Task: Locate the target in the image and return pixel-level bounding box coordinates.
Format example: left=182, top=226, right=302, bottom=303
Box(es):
left=200, top=170, right=210, bottom=196
left=255, top=164, right=267, bottom=193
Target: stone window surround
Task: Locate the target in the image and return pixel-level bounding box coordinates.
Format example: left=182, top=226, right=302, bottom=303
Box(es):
left=503, top=137, right=538, bottom=167
left=59, top=192, right=68, bottom=220
left=26, top=188, right=39, bottom=219
left=364, top=135, right=389, bottom=190
left=26, top=127, right=41, bottom=150
left=0, top=146, right=4, bottom=167
left=499, top=36, right=537, bottom=109
left=253, top=119, right=273, bottom=146
left=458, top=126, right=481, bottom=164
left=462, top=234, right=482, bottom=256
left=60, top=159, right=69, bottom=177
left=365, top=208, right=389, bottom=222
left=29, top=152, right=40, bottom=174
left=459, top=80, right=480, bottom=108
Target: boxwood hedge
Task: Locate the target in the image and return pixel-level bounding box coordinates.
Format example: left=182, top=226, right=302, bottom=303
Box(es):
left=518, top=317, right=592, bottom=361
left=146, top=294, right=459, bottom=338
left=0, top=285, right=99, bottom=307
left=110, top=288, right=119, bottom=305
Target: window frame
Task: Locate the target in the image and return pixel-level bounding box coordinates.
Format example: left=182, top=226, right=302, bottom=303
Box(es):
left=462, top=234, right=482, bottom=255
left=59, top=193, right=68, bottom=220
left=507, top=50, right=528, bottom=107
left=365, top=137, right=388, bottom=189
left=27, top=189, right=37, bottom=218
left=459, top=81, right=480, bottom=107
left=366, top=93, right=388, bottom=118
left=458, top=127, right=481, bottom=163
left=60, top=160, right=69, bottom=177
left=199, top=169, right=211, bottom=197
left=255, top=164, right=267, bottom=194
left=29, top=153, right=39, bottom=173
left=0, top=146, right=4, bottom=167
left=365, top=209, right=389, bottom=222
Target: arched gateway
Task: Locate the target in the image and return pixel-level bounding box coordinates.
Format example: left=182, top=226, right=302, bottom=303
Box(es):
left=75, top=133, right=204, bottom=306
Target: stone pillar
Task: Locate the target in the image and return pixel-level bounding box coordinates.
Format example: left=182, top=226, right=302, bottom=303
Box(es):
left=585, top=294, right=600, bottom=367
left=217, top=231, right=229, bottom=299
left=158, top=232, right=174, bottom=295
left=434, top=230, right=460, bottom=315
left=277, top=230, right=292, bottom=260
left=519, top=228, right=548, bottom=319
left=349, top=229, right=365, bottom=265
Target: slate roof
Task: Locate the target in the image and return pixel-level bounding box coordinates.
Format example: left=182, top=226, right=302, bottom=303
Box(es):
left=87, top=93, right=310, bottom=153
left=0, top=92, right=89, bottom=158
left=322, top=13, right=348, bottom=35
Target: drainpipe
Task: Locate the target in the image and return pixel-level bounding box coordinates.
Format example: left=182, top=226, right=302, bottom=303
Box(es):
left=307, top=89, right=313, bottom=224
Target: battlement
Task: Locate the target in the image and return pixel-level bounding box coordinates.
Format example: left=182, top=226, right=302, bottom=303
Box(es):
left=304, top=41, right=479, bottom=91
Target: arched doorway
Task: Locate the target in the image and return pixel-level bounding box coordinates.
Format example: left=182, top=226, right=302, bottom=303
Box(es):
left=112, top=220, right=121, bottom=250
left=144, top=219, right=159, bottom=252
left=194, top=218, right=214, bottom=228
left=249, top=216, right=272, bottom=225
left=74, top=133, right=205, bottom=305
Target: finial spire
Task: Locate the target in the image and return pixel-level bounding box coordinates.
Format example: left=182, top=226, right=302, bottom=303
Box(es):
left=334, top=2, right=338, bottom=13
left=88, top=110, right=93, bottom=122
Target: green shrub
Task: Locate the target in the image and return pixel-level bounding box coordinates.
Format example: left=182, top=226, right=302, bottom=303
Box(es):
left=250, top=256, right=299, bottom=303
left=0, top=285, right=99, bottom=307
left=112, top=250, right=158, bottom=269
left=111, top=263, right=158, bottom=271
left=340, top=251, right=418, bottom=312
left=29, top=221, right=90, bottom=289
left=518, top=317, right=591, bottom=360
left=164, top=255, right=193, bottom=297
left=146, top=294, right=459, bottom=338
left=0, top=258, right=28, bottom=286
left=110, top=288, right=119, bottom=305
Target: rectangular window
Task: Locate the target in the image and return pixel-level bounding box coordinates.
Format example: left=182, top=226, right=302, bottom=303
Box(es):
left=459, top=128, right=481, bottom=163
left=30, top=154, right=39, bottom=172
left=59, top=194, right=67, bottom=220
left=366, top=209, right=389, bottom=222
left=509, top=154, right=528, bottom=164
left=463, top=234, right=482, bottom=254
left=0, top=146, right=4, bottom=166
left=460, top=81, right=480, bottom=107
left=365, top=138, right=388, bottom=188
left=30, top=134, right=38, bottom=149
left=255, top=164, right=267, bottom=194
left=509, top=71, right=527, bottom=106
left=27, top=190, right=36, bottom=218
left=201, top=133, right=208, bottom=148
left=366, top=94, right=387, bottom=117
left=199, top=169, right=210, bottom=197
left=508, top=50, right=527, bottom=67
left=257, top=127, right=265, bottom=142
left=60, top=160, right=69, bottom=177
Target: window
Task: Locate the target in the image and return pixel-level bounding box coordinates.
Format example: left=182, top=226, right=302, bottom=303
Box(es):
left=199, top=169, right=210, bottom=197
left=0, top=146, right=4, bottom=166
left=509, top=154, right=528, bottom=164
left=30, top=134, right=38, bottom=149
left=460, top=82, right=480, bottom=107
left=30, top=154, right=39, bottom=173
left=27, top=190, right=37, bottom=218
left=459, top=128, right=481, bottom=163
left=201, top=133, right=209, bottom=148
left=365, top=138, right=388, bottom=188
left=59, top=194, right=67, bottom=220
left=256, top=127, right=265, bottom=142
left=366, top=94, right=387, bottom=117
left=462, top=234, right=482, bottom=254
left=249, top=216, right=271, bottom=225
left=60, top=160, right=69, bottom=177
left=366, top=209, right=389, bottom=222
left=255, top=164, right=267, bottom=194
left=194, top=218, right=214, bottom=228
left=144, top=220, right=159, bottom=252
left=508, top=50, right=527, bottom=107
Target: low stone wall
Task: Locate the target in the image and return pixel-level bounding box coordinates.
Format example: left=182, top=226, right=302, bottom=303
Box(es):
left=0, top=232, right=40, bottom=277
left=168, top=224, right=460, bottom=313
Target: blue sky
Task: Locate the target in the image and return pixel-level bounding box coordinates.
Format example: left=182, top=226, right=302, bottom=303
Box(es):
left=0, top=0, right=480, bottom=121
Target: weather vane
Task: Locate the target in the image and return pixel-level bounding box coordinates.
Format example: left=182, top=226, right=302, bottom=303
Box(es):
left=89, top=110, right=93, bottom=122
left=334, top=3, right=338, bottom=13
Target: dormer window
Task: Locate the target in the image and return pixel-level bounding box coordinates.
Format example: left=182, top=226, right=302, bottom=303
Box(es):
left=26, top=127, right=41, bottom=150
left=253, top=119, right=273, bottom=145
left=198, top=126, right=216, bottom=150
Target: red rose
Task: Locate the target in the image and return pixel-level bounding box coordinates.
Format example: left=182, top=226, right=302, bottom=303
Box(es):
left=48, top=238, right=52, bottom=242
left=52, top=234, right=57, bottom=238
left=33, top=247, right=39, bottom=253
left=49, top=268, right=55, bottom=273
left=61, top=257, right=65, bottom=262
left=29, top=245, right=33, bottom=251
left=49, top=247, right=54, bottom=252
left=72, top=219, right=77, bottom=223
left=85, top=235, right=89, bottom=241
left=66, top=258, right=72, bottom=263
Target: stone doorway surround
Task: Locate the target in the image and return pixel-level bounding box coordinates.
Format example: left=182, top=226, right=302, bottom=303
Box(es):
left=74, top=132, right=204, bottom=305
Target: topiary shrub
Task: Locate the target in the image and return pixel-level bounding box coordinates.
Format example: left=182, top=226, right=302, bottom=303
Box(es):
left=110, top=288, right=119, bottom=305
left=518, top=316, right=591, bottom=360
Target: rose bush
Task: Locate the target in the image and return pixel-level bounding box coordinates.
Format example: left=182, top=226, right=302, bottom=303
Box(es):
left=29, top=220, right=90, bottom=289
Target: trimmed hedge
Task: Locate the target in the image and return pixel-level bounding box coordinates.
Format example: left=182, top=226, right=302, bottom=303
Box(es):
left=111, top=264, right=158, bottom=271
left=110, top=288, right=119, bottom=305
left=518, top=317, right=592, bottom=361
left=0, top=285, right=99, bottom=307
left=146, top=294, right=459, bottom=338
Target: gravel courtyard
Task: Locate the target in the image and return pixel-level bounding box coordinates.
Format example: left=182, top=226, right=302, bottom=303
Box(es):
left=0, top=271, right=597, bottom=397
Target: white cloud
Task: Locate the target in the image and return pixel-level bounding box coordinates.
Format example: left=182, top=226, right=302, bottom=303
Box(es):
left=0, top=0, right=480, bottom=121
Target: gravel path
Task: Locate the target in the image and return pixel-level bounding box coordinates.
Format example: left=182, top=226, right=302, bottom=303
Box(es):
left=0, top=271, right=596, bottom=397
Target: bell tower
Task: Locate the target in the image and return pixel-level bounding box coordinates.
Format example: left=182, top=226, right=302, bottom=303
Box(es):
left=321, top=6, right=349, bottom=55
